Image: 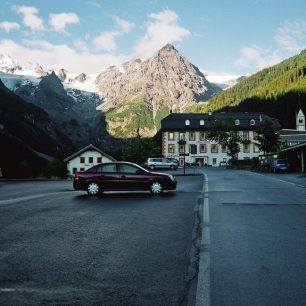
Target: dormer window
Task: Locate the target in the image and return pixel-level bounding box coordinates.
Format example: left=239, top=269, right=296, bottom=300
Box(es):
left=200, top=119, right=205, bottom=126
left=235, top=119, right=240, bottom=126
left=250, top=119, right=255, bottom=126
left=185, top=120, right=190, bottom=126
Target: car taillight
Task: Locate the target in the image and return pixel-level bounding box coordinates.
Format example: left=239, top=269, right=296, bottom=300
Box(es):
left=74, top=172, right=80, bottom=180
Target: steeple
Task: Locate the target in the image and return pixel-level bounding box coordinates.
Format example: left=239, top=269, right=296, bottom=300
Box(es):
left=296, top=109, right=305, bottom=131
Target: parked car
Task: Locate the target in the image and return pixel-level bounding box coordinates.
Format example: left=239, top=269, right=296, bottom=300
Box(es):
left=146, top=158, right=178, bottom=170
left=271, top=159, right=290, bottom=173
left=167, top=158, right=179, bottom=165
left=73, top=162, right=177, bottom=195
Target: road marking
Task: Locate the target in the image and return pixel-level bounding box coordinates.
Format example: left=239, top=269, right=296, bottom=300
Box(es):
left=0, top=192, right=71, bottom=206
left=196, top=170, right=210, bottom=306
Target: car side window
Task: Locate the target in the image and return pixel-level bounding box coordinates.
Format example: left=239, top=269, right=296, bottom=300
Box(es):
left=97, top=164, right=117, bottom=173
left=119, top=164, right=140, bottom=174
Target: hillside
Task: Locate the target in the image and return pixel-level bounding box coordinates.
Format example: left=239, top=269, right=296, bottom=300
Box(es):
left=0, top=79, right=75, bottom=177
left=96, top=44, right=221, bottom=137
left=190, top=49, right=306, bottom=128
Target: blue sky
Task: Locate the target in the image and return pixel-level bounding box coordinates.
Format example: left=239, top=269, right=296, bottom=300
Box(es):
left=1, top=0, right=306, bottom=82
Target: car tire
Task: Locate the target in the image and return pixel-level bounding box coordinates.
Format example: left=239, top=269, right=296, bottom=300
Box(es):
left=150, top=165, right=155, bottom=170
left=87, top=182, right=101, bottom=196
left=150, top=181, right=163, bottom=194
left=170, top=165, right=175, bottom=170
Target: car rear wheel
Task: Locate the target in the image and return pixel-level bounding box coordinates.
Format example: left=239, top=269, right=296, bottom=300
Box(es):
left=150, top=181, right=163, bottom=194
left=87, top=182, right=101, bottom=196
left=150, top=165, right=155, bottom=170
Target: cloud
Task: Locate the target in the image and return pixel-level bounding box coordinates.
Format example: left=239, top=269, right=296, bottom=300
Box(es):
left=133, top=9, right=191, bottom=59
left=92, top=16, right=135, bottom=51
left=0, top=21, right=20, bottom=33
left=204, top=71, right=242, bottom=84
left=93, top=31, right=121, bottom=51
left=49, top=12, right=80, bottom=34
left=235, top=45, right=281, bottom=70
left=12, top=5, right=45, bottom=32
left=114, top=16, right=135, bottom=33
left=275, top=20, right=306, bottom=53
left=0, top=39, right=128, bottom=73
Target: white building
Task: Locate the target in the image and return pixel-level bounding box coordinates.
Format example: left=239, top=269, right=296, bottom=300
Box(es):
left=64, top=144, right=116, bottom=176
left=160, top=112, right=281, bottom=167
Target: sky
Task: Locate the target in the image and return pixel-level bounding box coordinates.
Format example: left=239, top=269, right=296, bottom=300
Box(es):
left=0, top=0, right=306, bottom=82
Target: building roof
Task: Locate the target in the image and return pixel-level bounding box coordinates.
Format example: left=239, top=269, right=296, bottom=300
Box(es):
left=280, top=142, right=306, bottom=153
left=279, top=129, right=306, bottom=136
left=280, top=134, right=306, bottom=143
left=63, top=144, right=116, bottom=162
left=161, top=112, right=281, bottom=131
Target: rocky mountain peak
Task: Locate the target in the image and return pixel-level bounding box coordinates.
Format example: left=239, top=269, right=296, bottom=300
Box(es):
left=95, top=44, right=221, bottom=137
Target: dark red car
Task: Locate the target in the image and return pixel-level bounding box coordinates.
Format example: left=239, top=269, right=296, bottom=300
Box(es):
left=73, top=162, right=177, bottom=196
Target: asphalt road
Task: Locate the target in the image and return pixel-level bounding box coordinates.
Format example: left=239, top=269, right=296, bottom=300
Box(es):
left=2, top=168, right=306, bottom=306
left=201, top=168, right=306, bottom=306
left=0, top=175, right=203, bottom=306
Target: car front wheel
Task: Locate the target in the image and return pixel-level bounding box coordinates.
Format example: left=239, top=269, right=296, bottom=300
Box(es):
left=170, top=165, right=175, bottom=170
left=150, top=181, right=163, bottom=194
left=87, top=182, right=101, bottom=196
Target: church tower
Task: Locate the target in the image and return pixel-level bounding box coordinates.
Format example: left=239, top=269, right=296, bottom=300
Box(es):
left=296, top=109, right=305, bottom=131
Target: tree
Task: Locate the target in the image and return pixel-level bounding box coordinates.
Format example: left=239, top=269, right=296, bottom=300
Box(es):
left=122, top=137, right=160, bottom=165
left=207, top=120, right=242, bottom=160
left=255, top=119, right=280, bottom=154
left=41, top=158, right=68, bottom=179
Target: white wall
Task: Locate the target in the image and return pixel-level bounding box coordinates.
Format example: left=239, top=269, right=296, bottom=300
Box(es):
left=67, top=150, right=113, bottom=175
left=163, top=131, right=261, bottom=166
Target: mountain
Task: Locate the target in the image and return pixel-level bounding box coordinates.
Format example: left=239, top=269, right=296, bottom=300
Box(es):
left=0, top=70, right=113, bottom=149
left=0, top=45, right=221, bottom=138
left=95, top=44, right=221, bottom=137
left=190, top=49, right=306, bottom=128
left=0, top=79, right=75, bottom=178
left=211, top=75, right=248, bottom=90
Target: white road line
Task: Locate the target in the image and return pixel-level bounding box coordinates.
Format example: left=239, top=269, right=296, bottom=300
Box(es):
left=0, top=192, right=66, bottom=206
left=196, top=171, right=211, bottom=306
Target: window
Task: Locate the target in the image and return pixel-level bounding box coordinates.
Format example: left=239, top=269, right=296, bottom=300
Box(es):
left=199, top=132, right=206, bottom=141
left=250, top=119, right=255, bottom=125
left=97, top=163, right=117, bottom=173
left=211, top=144, right=218, bottom=153
left=189, top=144, right=197, bottom=154
left=80, top=167, right=85, bottom=171
left=97, top=157, right=102, bottom=163
left=243, top=144, right=250, bottom=153
left=80, top=157, right=85, bottom=163
left=119, top=164, right=139, bottom=174
left=299, top=119, right=304, bottom=123
left=168, top=144, right=175, bottom=153
left=73, top=167, right=77, bottom=174
left=179, top=145, right=185, bottom=153
left=189, top=132, right=195, bottom=141
left=200, top=119, right=205, bottom=126
left=179, top=132, right=185, bottom=140
left=168, top=131, right=174, bottom=140
left=235, top=119, right=240, bottom=126
left=200, top=144, right=207, bottom=153
left=185, top=120, right=190, bottom=126
left=212, top=158, right=217, bottom=165
left=243, top=131, right=249, bottom=141
left=89, top=157, right=93, bottom=163
left=222, top=145, right=227, bottom=153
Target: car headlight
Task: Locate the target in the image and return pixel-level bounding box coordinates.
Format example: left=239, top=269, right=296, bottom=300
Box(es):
left=168, top=174, right=175, bottom=182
